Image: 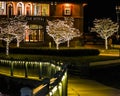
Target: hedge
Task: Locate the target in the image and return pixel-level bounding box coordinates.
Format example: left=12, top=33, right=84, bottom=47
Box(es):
left=7, top=47, right=100, bottom=57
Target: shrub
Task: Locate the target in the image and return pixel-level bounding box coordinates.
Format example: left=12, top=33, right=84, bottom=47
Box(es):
left=9, top=47, right=100, bottom=57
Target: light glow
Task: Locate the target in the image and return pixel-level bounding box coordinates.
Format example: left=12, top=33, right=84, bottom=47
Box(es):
left=64, top=3, right=71, bottom=7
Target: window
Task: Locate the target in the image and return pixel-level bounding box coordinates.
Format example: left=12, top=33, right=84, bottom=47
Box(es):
left=0, top=1, right=6, bottom=15
left=63, top=3, right=72, bottom=16
left=34, top=3, right=49, bottom=16
left=64, top=7, right=71, bottom=15
left=26, top=3, right=31, bottom=16
left=17, top=3, right=22, bottom=15
left=8, top=4, right=13, bottom=17
left=25, top=25, right=44, bottom=42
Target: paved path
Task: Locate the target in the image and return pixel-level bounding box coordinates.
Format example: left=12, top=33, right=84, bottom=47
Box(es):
left=90, top=59, right=120, bottom=66
left=68, top=75, right=120, bottom=96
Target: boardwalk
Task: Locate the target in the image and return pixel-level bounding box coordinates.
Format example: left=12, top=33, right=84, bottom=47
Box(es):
left=68, top=75, right=120, bottom=96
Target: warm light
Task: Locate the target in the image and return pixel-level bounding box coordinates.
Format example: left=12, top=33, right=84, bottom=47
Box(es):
left=116, top=5, right=120, bottom=10
left=52, top=86, right=57, bottom=94
left=33, top=84, right=48, bottom=95
left=49, top=92, right=52, bottom=96
left=82, top=3, right=87, bottom=7
left=50, top=78, right=57, bottom=84
left=64, top=3, right=71, bottom=7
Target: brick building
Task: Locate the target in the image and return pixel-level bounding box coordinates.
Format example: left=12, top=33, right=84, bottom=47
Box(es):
left=0, top=0, right=87, bottom=47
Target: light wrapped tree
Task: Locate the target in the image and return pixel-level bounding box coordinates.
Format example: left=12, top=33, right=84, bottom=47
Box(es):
left=62, top=17, right=82, bottom=47
left=46, top=17, right=82, bottom=49
left=14, top=21, right=28, bottom=47
left=46, top=20, right=67, bottom=49
left=91, top=18, right=119, bottom=49
left=0, top=16, right=27, bottom=55
left=10, top=16, right=28, bottom=47
left=0, top=25, right=16, bottom=55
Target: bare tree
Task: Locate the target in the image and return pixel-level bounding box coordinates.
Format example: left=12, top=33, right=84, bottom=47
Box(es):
left=91, top=18, right=119, bottom=49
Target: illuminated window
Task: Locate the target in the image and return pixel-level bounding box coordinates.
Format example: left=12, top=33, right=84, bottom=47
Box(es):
left=0, top=1, right=6, bottom=15
left=25, top=25, right=44, bottom=42
left=17, top=3, right=22, bottom=15
left=64, top=7, right=71, bottom=15
left=26, top=3, right=31, bottom=16
left=34, top=4, right=49, bottom=16
left=41, top=4, right=49, bottom=16
left=63, top=4, right=72, bottom=16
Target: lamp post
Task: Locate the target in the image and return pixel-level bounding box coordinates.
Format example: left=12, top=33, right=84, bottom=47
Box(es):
left=116, top=5, right=120, bottom=37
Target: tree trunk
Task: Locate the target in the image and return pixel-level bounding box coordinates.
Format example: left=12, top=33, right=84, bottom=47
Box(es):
left=105, top=37, right=108, bottom=49
left=6, top=41, right=9, bottom=56
left=17, top=40, right=20, bottom=47
left=56, top=43, right=59, bottom=50
left=67, top=40, right=70, bottom=47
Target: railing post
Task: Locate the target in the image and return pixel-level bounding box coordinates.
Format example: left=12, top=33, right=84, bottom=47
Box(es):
left=24, top=62, right=28, bottom=78
left=39, top=62, right=42, bottom=79
left=48, top=62, right=51, bottom=77
left=10, top=61, right=14, bottom=76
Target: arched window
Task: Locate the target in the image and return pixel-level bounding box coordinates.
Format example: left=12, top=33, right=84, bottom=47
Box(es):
left=7, top=4, right=13, bottom=17
left=17, top=3, right=22, bottom=15
left=26, top=4, right=31, bottom=15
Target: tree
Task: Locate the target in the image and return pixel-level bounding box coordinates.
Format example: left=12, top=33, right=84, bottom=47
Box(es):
left=10, top=16, right=28, bottom=47
left=46, top=17, right=82, bottom=49
left=90, top=18, right=119, bottom=49
left=46, top=20, right=67, bottom=49
left=14, top=21, right=28, bottom=47
left=0, top=16, right=27, bottom=55
left=0, top=25, right=16, bottom=55
left=62, top=17, right=82, bottom=47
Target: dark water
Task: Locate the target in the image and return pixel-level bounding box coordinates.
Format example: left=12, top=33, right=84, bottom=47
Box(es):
left=89, top=63, right=120, bottom=89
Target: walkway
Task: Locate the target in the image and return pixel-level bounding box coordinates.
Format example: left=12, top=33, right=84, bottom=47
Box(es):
left=68, top=75, right=120, bottom=96
left=68, top=57, right=120, bottom=96
left=90, top=59, right=120, bottom=66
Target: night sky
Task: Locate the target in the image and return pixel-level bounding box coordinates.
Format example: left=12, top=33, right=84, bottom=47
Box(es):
left=84, top=0, right=120, bottom=32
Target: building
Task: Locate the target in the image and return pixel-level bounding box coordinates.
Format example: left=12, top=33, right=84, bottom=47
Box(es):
left=0, top=0, right=87, bottom=47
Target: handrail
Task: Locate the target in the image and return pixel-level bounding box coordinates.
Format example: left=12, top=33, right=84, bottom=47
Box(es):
left=0, top=59, right=68, bottom=96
